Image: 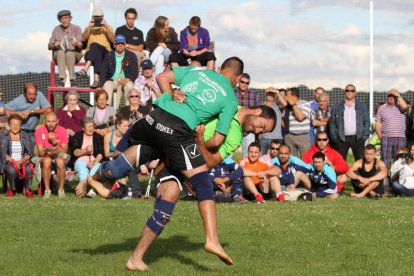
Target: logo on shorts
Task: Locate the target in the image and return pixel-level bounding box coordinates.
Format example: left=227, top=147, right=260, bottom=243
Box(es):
left=186, top=144, right=201, bottom=159
left=146, top=115, right=154, bottom=125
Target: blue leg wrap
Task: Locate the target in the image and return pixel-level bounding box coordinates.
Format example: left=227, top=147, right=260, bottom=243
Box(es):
left=147, top=196, right=175, bottom=235
left=99, top=154, right=134, bottom=181
left=190, top=171, right=215, bottom=202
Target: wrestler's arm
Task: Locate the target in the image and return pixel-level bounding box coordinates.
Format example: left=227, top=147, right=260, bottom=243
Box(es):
left=156, top=71, right=175, bottom=95
left=195, top=125, right=223, bottom=169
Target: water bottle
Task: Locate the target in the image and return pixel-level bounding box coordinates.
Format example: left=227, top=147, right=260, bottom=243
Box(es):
left=127, top=187, right=133, bottom=199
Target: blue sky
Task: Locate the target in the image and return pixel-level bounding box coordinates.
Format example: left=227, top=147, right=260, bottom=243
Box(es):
left=1, top=0, right=414, bottom=91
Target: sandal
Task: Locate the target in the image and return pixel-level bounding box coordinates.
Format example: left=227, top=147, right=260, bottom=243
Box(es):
left=76, top=69, right=87, bottom=76
left=90, top=81, right=99, bottom=89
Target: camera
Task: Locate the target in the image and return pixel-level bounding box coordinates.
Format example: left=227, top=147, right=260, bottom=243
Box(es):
left=396, top=153, right=412, bottom=159
left=94, top=17, right=103, bottom=27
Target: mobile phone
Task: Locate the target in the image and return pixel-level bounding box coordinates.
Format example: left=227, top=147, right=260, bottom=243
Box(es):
left=94, top=17, right=102, bottom=27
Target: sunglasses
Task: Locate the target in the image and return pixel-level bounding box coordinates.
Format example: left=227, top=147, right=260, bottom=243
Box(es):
left=270, top=147, right=280, bottom=150
left=129, top=95, right=140, bottom=98
left=317, top=138, right=328, bottom=141
left=240, top=80, right=250, bottom=85
left=345, top=89, right=355, bottom=93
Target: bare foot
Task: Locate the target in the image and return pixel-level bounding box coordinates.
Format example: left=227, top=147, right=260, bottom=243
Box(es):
left=204, top=242, right=233, bottom=265
left=75, top=180, right=87, bottom=198
left=351, top=193, right=363, bottom=198
left=126, top=257, right=149, bottom=271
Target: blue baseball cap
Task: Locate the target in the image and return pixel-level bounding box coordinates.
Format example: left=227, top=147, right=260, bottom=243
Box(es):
left=114, top=34, right=126, bottom=44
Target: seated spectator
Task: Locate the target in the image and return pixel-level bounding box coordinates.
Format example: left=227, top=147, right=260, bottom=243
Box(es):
left=77, top=8, right=115, bottom=88
left=347, top=144, right=387, bottom=199
left=118, top=88, right=150, bottom=125
left=170, top=16, right=216, bottom=70
left=101, top=34, right=138, bottom=109
left=71, top=117, right=104, bottom=194
left=306, top=152, right=338, bottom=199
left=0, top=115, right=34, bottom=198
left=0, top=89, right=6, bottom=134
left=115, top=8, right=145, bottom=75
left=35, top=111, right=69, bottom=198
left=86, top=89, right=117, bottom=136
left=390, top=147, right=414, bottom=196
left=302, top=131, right=349, bottom=193
left=261, top=139, right=282, bottom=165
left=258, top=88, right=283, bottom=155
left=146, top=16, right=179, bottom=76
left=5, top=82, right=51, bottom=140
left=133, top=59, right=161, bottom=106
left=238, top=142, right=284, bottom=203
left=209, top=157, right=247, bottom=204
left=48, top=10, right=83, bottom=87
left=104, top=114, right=129, bottom=160
left=271, top=144, right=311, bottom=189
left=310, top=93, right=331, bottom=139
left=57, top=91, right=86, bottom=138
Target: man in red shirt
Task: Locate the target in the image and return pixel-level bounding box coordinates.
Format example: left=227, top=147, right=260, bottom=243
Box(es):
left=302, top=131, right=349, bottom=193
left=238, top=142, right=283, bottom=203
left=35, top=111, right=69, bottom=198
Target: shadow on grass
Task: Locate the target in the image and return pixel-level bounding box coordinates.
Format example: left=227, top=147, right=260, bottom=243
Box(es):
left=71, top=234, right=212, bottom=271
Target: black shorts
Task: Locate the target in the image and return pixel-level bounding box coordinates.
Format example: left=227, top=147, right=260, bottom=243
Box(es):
left=351, top=180, right=384, bottom=195
left=169, top=51, right=216, bottom=67
left=129, top=108, right=206, bottom=171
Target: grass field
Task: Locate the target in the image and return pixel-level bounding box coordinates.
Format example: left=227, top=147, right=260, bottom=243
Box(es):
left=1, top=191, right=414, bottom=275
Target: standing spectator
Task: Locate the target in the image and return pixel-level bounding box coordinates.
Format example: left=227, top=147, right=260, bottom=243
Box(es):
left=261, top=139, right=282, bottom=165
left=116, top=8, right=145, bottom=75
left=282, top=87, right=312, bottom=157
left=309, top=87, right=325, bottom=143
left=57, top=91, right=86, bottom=138
left=146, top=16, right=179, bottom=76
left=48, top=10, right=83, bottom=87
left=170, top=16, right=216, bottom=70
left=258, top=87, right=283, bottom=155
left=347, top=144, right=387, bottom=199
left=310, top=93, right=331, bottom=138
left=77, top=8, right=115, bottom=88
left=119, top=88, right=150, bottom=125
left=0, top=115, right=34, bottom=198
left=71, top=117, right=104, bottom=194
left=101, top=34, right=138, bottom=109
left=302, top=131, right=349, bottom=193
left=86, top=89, right=117, bottom=136
left=5, top=82, right=51, bottom=141
left=375, top=89, right=408, bottom=166
left=390, top=147, right=414, bottom=196
left=35, top=111, right=69, bottom=198
left=329, top=84, right=370, bottom=161
left=133, top=59, right=161, bottom=106
left=235, top=73, right=260, bottom=157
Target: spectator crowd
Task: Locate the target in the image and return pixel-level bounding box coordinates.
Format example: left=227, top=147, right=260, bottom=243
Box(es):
left=1, top=7, right=414, bottom=202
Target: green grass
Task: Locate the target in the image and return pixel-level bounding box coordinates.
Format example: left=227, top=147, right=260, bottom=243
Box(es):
left=1, top=193, right=414, bottom=275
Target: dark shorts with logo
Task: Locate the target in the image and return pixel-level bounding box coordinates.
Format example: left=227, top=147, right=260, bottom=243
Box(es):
left=129, top=107, right=206, bottom=171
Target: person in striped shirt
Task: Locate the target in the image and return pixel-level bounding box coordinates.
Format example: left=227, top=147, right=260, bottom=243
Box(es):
left=375, top=89, right=409, bottom=166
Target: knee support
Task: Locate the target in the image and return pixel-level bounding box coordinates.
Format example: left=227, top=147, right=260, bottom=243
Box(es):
left=190, top=171, right=215, bottom=202
left=147, top=196, right=175, bottom=235
left=99, top=154, right=133, bottom=181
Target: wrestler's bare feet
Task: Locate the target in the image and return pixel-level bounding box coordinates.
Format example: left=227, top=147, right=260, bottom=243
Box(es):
left=351, top=192, right=363, bottom=198
left=126, top=257, right=149, bottom=271
left=75, top=180, right=87, bottom=197
left=204, top=242, right=233, bottom=265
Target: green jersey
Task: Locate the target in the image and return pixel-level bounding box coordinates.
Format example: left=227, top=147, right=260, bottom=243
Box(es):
left=154, top=66, right=238, bottom=135
left=203, top=106, right=243, bottom=160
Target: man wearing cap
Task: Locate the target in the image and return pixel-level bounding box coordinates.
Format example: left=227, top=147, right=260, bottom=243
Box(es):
left=116, top=8, right=145, bottom=75
left=375, top=89, right=409, bottom=166
left=77, top=8, right=115, bottom=88
left=101, top=34, right=138, bottom=109
left=133, top=59, right=160, bottom=106
left=48, top=10, right=83, bottom=87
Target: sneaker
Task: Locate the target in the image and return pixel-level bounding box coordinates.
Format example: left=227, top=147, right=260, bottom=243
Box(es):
left=58, top=190, right=66, bottom=198
left=255, top=193, right=265, bottom=204
left=276, top=193, right=286, bottom=202
left=5, top=188, right=15, bottom=197
left=44, top=190, right=52, bottom=199
left=233, top=194, right=248, bottom=204
left=23, top=187, right=34, bottom=199
left=90, top=81, right=99, bottom=89
left=86, top=189, right=97, bottom=198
